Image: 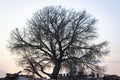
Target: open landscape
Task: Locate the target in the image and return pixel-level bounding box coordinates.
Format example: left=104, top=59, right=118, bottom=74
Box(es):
left=0, top=0, right=120, bottom=80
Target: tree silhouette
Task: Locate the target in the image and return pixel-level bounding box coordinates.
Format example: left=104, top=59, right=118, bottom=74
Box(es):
left=8, top=6, right=109, bottom=79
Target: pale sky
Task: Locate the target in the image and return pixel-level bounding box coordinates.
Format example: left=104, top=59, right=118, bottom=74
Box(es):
left=0, top=0, right=120, bottom=77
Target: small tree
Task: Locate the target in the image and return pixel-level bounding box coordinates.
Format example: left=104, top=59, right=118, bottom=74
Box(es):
left=8, top=6, right=109, bottom=79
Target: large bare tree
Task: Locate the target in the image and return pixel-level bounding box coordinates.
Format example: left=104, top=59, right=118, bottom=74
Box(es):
left=8, top=6, right=109, bottom=79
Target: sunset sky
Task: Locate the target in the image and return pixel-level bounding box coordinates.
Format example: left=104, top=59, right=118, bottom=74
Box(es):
left=0, top=0, right=120, bottom=77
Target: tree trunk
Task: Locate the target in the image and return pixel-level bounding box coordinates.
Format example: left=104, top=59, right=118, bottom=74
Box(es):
left=51, top=62, right=61, bottom=79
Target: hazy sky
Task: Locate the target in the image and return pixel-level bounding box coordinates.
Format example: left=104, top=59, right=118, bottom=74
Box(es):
left=0, top=0, right=120, bottom=77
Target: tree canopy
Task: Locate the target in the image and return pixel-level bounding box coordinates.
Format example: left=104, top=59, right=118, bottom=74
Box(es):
left=8, top=6, right=109, bottom=79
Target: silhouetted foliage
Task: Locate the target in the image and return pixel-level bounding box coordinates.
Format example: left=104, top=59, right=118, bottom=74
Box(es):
left=8, top=6, right=109, bottom=79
